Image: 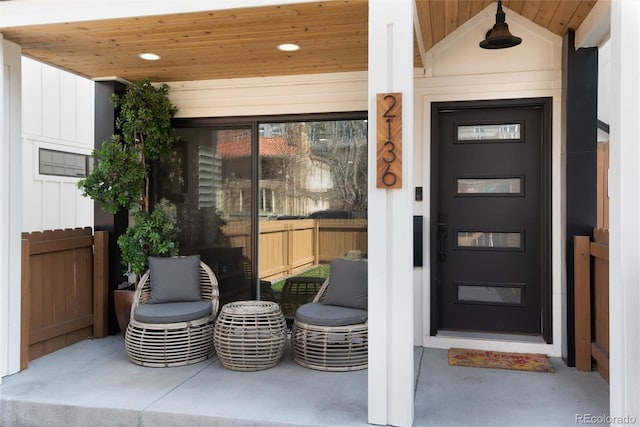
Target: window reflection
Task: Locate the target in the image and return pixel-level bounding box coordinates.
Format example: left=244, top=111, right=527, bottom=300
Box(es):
left=457, top=284, right=523, bottom=305
left=457, top=123, right=521, bottom=141
left=457, top=231, right=522, bottom=249
left=258, top=121, right=368, bottom=219
left=156, top=128, right=254, bottom=305
left=457, top=178, right=522, bottom=195
left=258, top=120, right=369, bottom=288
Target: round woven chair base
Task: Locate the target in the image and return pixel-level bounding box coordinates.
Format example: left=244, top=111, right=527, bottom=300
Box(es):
left=214, top=301, right=287, bottom=371
left=292, top=320, right=368, bottom=371
left=125, top=317, right=215, bottom=368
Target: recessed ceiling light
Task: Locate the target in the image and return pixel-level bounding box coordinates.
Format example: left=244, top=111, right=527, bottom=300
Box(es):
left=138, top=52, right=161, bottom=61
left=277, top=43, right=300, bottom=52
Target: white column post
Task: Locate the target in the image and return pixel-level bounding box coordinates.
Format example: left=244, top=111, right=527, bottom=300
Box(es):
left=609, top=1, right=640, bottom=423
left=368, top=1, right=414, bottom=426
left=0, top=35, right=23, bottom=381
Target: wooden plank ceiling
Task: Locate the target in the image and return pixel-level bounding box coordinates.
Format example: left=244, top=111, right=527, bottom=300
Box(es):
left=0, top=0, right=597, bottom=83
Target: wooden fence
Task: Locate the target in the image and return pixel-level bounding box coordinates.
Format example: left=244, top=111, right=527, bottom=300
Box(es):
left=21, top=228, right=108, bottom=369
left=223, top=218, right=368, bottom=282
left=259, top=219, right=317, bottom=281
left=317, top=219, right=367, bottom=262
left=596, top=141, right=609, bottom=229
left=574, top=228, right=609, bottom=382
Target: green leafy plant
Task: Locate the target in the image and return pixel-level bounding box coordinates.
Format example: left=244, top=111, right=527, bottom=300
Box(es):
left=117, top=203, right=179, bottom=276
left=77, top=135, right=145, bottom=214
left=112, top=79, right=178, bottom=213
left=78, top=79, right=180, bottom=276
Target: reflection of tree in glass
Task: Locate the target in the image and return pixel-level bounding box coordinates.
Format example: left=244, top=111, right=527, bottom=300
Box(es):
left=258, top=120, right=367, bottom=218
left=308, top=120, right=368, bottom=213
left=311, top=120, right=367, bottom=212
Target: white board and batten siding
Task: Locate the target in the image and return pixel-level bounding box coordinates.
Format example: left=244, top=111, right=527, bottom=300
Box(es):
left=22, top=57, right=94, bottom=232
left=168, top=71, right=368, bottom=119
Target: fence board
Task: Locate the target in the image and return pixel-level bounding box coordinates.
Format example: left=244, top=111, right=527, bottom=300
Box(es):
left=20, top=240, right=31, bottom=370
left=574, top=229, right=609, bottom=382
left=257, top=220, right=317, bottom=281
left=261, top=219, right=368, bottom=280
left=28, top=235, right=94, bottom=255
left=592, top=228, right=609, bottom=382
left=225, top=219, right=367, bottom=282
left=596, top=142, right=609, bottom=230
left=21, top=228, right=108, bottom=368
left=29, top=315, right=94, bottom=345
left=317, top=219, right=367, bottom=262
left=574, top=236, right=591, bottom=371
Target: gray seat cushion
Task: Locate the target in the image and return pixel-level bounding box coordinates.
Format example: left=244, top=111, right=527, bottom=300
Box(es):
left=134, top=301, right=212, bottom=324
left=149, top=255, right=201, bottom=304
left=322, top=258, right=368, bottom=310
left=295, top=302, right=367, bottom=327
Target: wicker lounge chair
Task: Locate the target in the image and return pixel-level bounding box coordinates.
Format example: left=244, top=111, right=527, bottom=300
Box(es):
left=291, top=258, right=368, bottom=371
left=125, top=256, right=219, bottom=367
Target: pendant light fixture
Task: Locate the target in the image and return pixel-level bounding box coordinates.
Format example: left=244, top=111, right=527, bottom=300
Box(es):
left=479, top=0, right=522, bottom=49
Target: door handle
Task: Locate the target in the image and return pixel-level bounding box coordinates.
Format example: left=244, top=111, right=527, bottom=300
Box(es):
left=438, top=222, right=448, bottom=262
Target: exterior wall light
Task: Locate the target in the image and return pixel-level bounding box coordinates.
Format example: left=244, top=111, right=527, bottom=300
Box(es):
left=480, top=0, right=522, bottom=49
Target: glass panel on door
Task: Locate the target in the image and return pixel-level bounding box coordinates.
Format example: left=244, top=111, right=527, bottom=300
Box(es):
left=456, top=231, right=523, bottom=250
left=456, top=123, right=522, bottom=142
left=456, top=282, right=524, bottom=305
left=456, top=177, right=522, bottom=195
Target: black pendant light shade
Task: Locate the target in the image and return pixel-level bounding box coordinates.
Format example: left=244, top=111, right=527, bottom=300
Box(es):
left=480, top=0, right=522, bottom=49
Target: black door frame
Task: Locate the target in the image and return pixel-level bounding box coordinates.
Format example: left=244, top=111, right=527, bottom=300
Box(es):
left=429, top=97, right=553, bottom=343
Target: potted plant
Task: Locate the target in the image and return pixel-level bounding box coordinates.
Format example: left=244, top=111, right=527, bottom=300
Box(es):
left=78, top=78, right=180, bottom=332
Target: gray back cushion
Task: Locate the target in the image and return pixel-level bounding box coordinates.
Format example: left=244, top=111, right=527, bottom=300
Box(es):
left=322, top=258, right=368, bottom=310
left=148, top=255, right=201, bottom=304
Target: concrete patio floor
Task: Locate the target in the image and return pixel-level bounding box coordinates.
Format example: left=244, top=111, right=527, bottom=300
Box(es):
left=0, top=335, right=609, bottom=427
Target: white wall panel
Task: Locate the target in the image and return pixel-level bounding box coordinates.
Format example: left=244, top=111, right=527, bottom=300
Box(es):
left=429, top=6, right=560, bottom=78
left=41, top=65, right=60, bottom=138
left=41, top=180, right=60, bottom=230
left=59, top=70, right=77, bottom=141
left=21, top=58, right=94, bottom=232
left=76, top=190, right=93, bottom=227
left=21, top=138, right=41, bottom=231
left=59, top=183, right=78, bottom=228
left=169, top=71, right=368, bottom=118
left=1, top=37, right=23, bottom=379
left=21, top=57, right=42, bottom=135
left=610, top=1, right=640, bottom=421
left=76, top=77, right=94, bottom=144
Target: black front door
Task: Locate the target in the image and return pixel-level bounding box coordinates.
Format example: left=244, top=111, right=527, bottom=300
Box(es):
left=431, top=99, right=551, bottom=338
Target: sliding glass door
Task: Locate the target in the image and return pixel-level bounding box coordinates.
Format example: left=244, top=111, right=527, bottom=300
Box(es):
left=155, top=126, right=254, bottom=306
left=155, top=114, right=368, bottom=306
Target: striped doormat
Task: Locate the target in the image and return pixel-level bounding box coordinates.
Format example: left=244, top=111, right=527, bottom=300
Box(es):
left=448, top=348, right=555, bottom=373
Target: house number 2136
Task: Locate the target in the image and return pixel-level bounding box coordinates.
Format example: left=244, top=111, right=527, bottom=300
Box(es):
left=376, top=92, right=402, bottom=188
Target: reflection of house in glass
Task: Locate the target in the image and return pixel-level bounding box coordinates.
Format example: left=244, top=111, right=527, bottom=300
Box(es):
left=213, top=122, right=366, bottom=219
left=215, top=128, right=333, bottom=218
